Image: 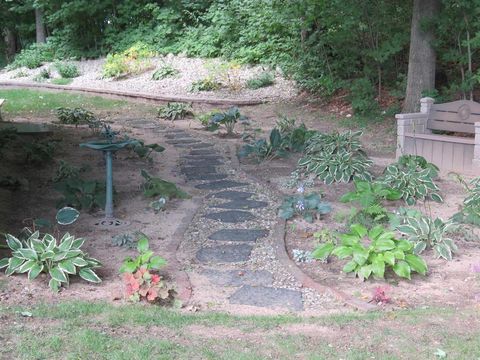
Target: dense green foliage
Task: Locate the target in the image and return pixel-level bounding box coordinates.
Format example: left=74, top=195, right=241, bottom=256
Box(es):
left=3, top=1, right=479, bottom=104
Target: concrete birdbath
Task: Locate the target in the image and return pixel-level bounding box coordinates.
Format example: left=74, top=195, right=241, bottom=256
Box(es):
left=80, top=138, right=136, bottom=228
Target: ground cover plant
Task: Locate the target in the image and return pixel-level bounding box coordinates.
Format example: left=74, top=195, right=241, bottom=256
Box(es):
left=102, top=42, right=154, bottom=79
left=452, top=176, right=480, bottom=225
left=208, top=106, right=248, bottom=135
left=246, top=71, right=275, bottom=89
left=189, top=77, right=222, bottom=92
left=157, top=102, right=193, bottom=121
left=152, top=64, right=179, bottom=80
left=54, top=62, right=80, bottom=78
left=278, top=190, right=331, bottom=223
left=56, top=107, right=97, bottom=127
left=141, top=170, right=189, bottom=200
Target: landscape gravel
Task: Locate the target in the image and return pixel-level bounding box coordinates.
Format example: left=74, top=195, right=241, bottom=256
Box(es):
left=0, top=55, right=298, bottom=102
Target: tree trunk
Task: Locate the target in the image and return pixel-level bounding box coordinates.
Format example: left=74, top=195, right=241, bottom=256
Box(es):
left=35, top=7, right=46, bottom=43
left=4, top=28, right=17, bottom=61
left=403, top=0, right=440, bottom=112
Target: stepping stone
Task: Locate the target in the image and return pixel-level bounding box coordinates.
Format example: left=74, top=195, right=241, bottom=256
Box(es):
left=165, top=129, right=185, bottom=133
left=207, top=190, right=254, bottom=200
left=185, top=173, right=228, bottom=181
left=204, top=210, right=255, bottom=223
left=202, top=269, right=273, bottom=287
left=229, top=286, right=303, bottom=311
left=208, top=229, right=268, bottom=242
left=165, top=133, right=192, bottom=139
left=184, top=155, right=223, bottom=161
left=184, top=159, right=223, bottom=167
left=195, top=180, right=249, bottom=190
left=181, top=166, right=217, bottom=175
left=176, top=143, right=214, bottom=149
left=196, top=244, right=253, bottom=263
left=210, top=199, right=268, bottom=210
left=189, top=149, right=217, bottom=156
left=166, top=139, right=199, bottom=145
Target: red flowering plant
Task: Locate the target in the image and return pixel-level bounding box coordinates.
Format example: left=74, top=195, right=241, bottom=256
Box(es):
left=119, top=233, right=175, bottom=303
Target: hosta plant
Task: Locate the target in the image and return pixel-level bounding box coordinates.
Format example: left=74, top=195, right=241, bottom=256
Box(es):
left=152, top=65, right=179, bottom=80
left=397, top=215, right=458, bottom=260
left=158, top=102, right=193, bottom=121
left=119, top=234, right=175, bottom=303
left=278, top=191, right=332, bottom=223
left=141, top=170, right=189, bottom=199
left=380, top=155, right=442, bottom=205
left=208, top=107, right=248, bottom=135
left=126, top=139, right=165, bottom=161
left=313, top=224, right=428, bottom=280
left=56, top=107, right=97, bottom=127
left=451, top=176, right=480, bottom=226
left=0, top=231, right=101, bottom=292
left=340, top=180, right=402, bottom=227
left=298, top=131, right=373, bottom=184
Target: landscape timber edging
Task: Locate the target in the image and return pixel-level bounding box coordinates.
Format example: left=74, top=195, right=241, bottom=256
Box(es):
left=0, top=81, right=266, bottom=106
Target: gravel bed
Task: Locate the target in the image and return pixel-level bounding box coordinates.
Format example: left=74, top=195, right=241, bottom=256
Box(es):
left=0, top=55, right=298, bottom=102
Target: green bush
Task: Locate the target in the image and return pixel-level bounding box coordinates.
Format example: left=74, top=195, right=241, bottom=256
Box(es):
left=55, top=62, right=80, bottom=78
left=152, top=65, right=179, bottom=80
left=157, top=102, right=193, bottom=121
left=33, top=68, right=51, bottom=82
left=246, top=72, right=274, bottom=89
left=349, top=78, right=379, bottom=116
left=6, top=43, right=55, bottom=70
left=102, top=42, right=154, bottom=79
left=190, top=77, right=222, bottom=92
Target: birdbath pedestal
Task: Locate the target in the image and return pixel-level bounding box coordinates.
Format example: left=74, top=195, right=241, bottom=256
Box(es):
left=80, top=140, right=135, bottom=228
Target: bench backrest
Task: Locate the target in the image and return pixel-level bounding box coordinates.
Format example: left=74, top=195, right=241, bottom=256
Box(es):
left=427, top=100, right=480, bottom=134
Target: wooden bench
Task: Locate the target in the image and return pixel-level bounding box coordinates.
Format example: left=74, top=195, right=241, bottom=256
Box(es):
left=396, top=97, right=480, bottom=174
left=0, top=99, right=4, bottom=121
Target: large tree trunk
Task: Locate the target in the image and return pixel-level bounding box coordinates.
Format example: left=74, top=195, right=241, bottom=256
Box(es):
left=4, top=28, right=17, bottom=61
left=35, top=7, right=46, bottom=43
left=403, top=0, right=440, bottom=112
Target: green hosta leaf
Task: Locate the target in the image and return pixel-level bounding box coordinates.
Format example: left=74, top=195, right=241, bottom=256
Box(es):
left=40, top=251, right=55, bottom=261
left=405, top=196, right=416, bottom=206
left=49, top=266, right=67, bottom=283
left=443, top=239, right=458, bottom=253
left=149, top=256, right=167, bottom=270
left=343, top=260, right=357, bottom=273
left=352, top=249, right=369, bottom=266
left=357, top=265, right=372, bottom=280
left=79, top=268, right=101, bottom=283
left=339, top=234, right=359, bottom=246
left=413, top=241, right=427, bottom=255
left=383, top=251, right=395, bottom=266
left=312, top=243, right=334, bottom=260
left=350, top=224, right=367, bottom=238
left=58, top=236, right=74, bottom=251
left=49, top=278, right=61, bottom=292
left=392, top=249, right=405, bottom=260
left=15, top=249, right=38, bottom=261
left=375, top=239, right=396, bottom=251
left=28, top=263, right=44, bottom=280
left=140, top=250, right=154, bottom=264
left=371, top=259, right=386, bottom=278
left=119, top=260, right=137, bottom=273
left=278, top=206, right=294, bottom=220
left=331, top=246, right=353, bottom=259
left=137, top=235, right=149, bottom=253
left=59, top=259, right=76, bottom=274
left=6, top=257, right=24, bottom=274
left=6, top=234, right=22, bottom=251
left=56, top=207, right=80, bottom=225
left=397, top=225, right=417, bottom=235
left=30, top=239, right=46, bottom=253
left=71, top=238, right=85, bottom=250
left=393, top=260, right=411, bottom=279
left=405, top=254, right=427, bottom=275
left=71, top=257, right=88, bottom=267
left=18, top=260, right=36, bottom=273
left=52, top=251, right=68, bottom=262
left=303, top=213, right=314, bottom=223
left=0, top=258, right=9, bottom=269
left=434, top=243, right=452, bottom=261
left=430, top=193, right=443, bottom=203
left=396, top=240, right=413, bottom=252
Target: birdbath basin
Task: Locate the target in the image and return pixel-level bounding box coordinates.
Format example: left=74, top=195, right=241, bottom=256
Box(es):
left=80, top=139, right=136, bottom=227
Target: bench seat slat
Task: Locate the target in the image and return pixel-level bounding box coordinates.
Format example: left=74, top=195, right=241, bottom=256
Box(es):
left=404, top=132, right=474, bottom=145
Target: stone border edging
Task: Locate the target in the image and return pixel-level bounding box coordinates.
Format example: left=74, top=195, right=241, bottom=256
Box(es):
left=0, top=81, right=266, bottom=106
left=228, top=143, right=377, bottom=312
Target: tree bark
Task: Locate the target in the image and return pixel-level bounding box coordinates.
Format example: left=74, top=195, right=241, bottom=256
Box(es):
left=4, top=28, right=17, bottom=61
left=403, top=0, right=440, bottom=112
left=35, top=7, right=46, bottom=43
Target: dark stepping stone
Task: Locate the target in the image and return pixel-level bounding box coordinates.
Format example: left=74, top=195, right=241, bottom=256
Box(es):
left=176, top=143, right=214, bottom=149
left=202, top=269, right=273, bottom=287
left=204, top=210, right=255, bottom=223
left=185, top=173, right=228, bottom=181
left=210, top=199, right=268, bottom=210
left=181, top=166, right=217, bottom=175
left=195, top=180, right=249, bottom=190
left=196, top=244, right=253, bottom=263
left=207, top=190, right=255, bottom=200
left=184, top=155, right=223, bottom=161
left=184, top=159, right=223, bottom=167
left=165, top=129, right=185, bottom=133
left=208, top=229, right=268, bottom=242
left=166, top=139, right=199, bottom=145
left=229, top=286, right=303, bottom=311
left=189, top=149, right=218, bottom=156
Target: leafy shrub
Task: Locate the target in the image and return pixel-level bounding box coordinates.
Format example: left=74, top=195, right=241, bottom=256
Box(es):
left=380, top=155, right=442, bottom=205
left=6, top=43, right=55, bottom=70
left=53, top=161, right=89, bottom=183
left=190, top=77, right=222, bottom=92
left=55, top=62, right=80, bottom=78
left=54, top=178, right=107, bottom=212
left=451, top=176, right=480, bottom=225
left=208, top=107, right=248, bottom=135
left=196, top=109, right=221, bottom=130
left=298, top=131, right=373, bottom=184
left=23, top=139, right=57, bottom=165
left=102, top=42, right=154, bottom=79
left=313, top=224, right=427, bottom=280
left=119, top=234, right=175, bottom=303
left=56, top=107, right=97, bottom=127
left=141, top=170, right=189, bottom=199
left=152, top=65, right=179, bottom=80
left=33, top=68, right=51, bottom=82
left=278, top=191, right=331, bottom=223
left=157, top=102, right=193, bottom=121
left=397, top=214, right=458, bottom=260
left=126, top=139, right=165, bottom=161
left=246, top=72, right=274, bottom=89
left=112, top=232, right=141, bottom=248
left=349, top=78, right=379, bottom=116
left=340, top=180, right=402, bottom=228
left=0, top=231, right=101, bottom=292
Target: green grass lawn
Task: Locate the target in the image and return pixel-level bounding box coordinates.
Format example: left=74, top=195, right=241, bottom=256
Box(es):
left=0, top=89, right=132, bottom=116
left=1, top=301, right=479, bottom=359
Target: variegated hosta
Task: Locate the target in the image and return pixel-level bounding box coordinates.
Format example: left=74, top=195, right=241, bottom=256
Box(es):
left=298, top=131, right=373, bottom=184
left=396, top=216, right=458, bottom=260
left=0, top=231, right=101, bottom=292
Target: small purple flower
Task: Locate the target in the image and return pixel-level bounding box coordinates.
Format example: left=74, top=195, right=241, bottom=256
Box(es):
left=297, top=185, right=305, bottom=194
left=295, top=200, right=305, bottom=212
